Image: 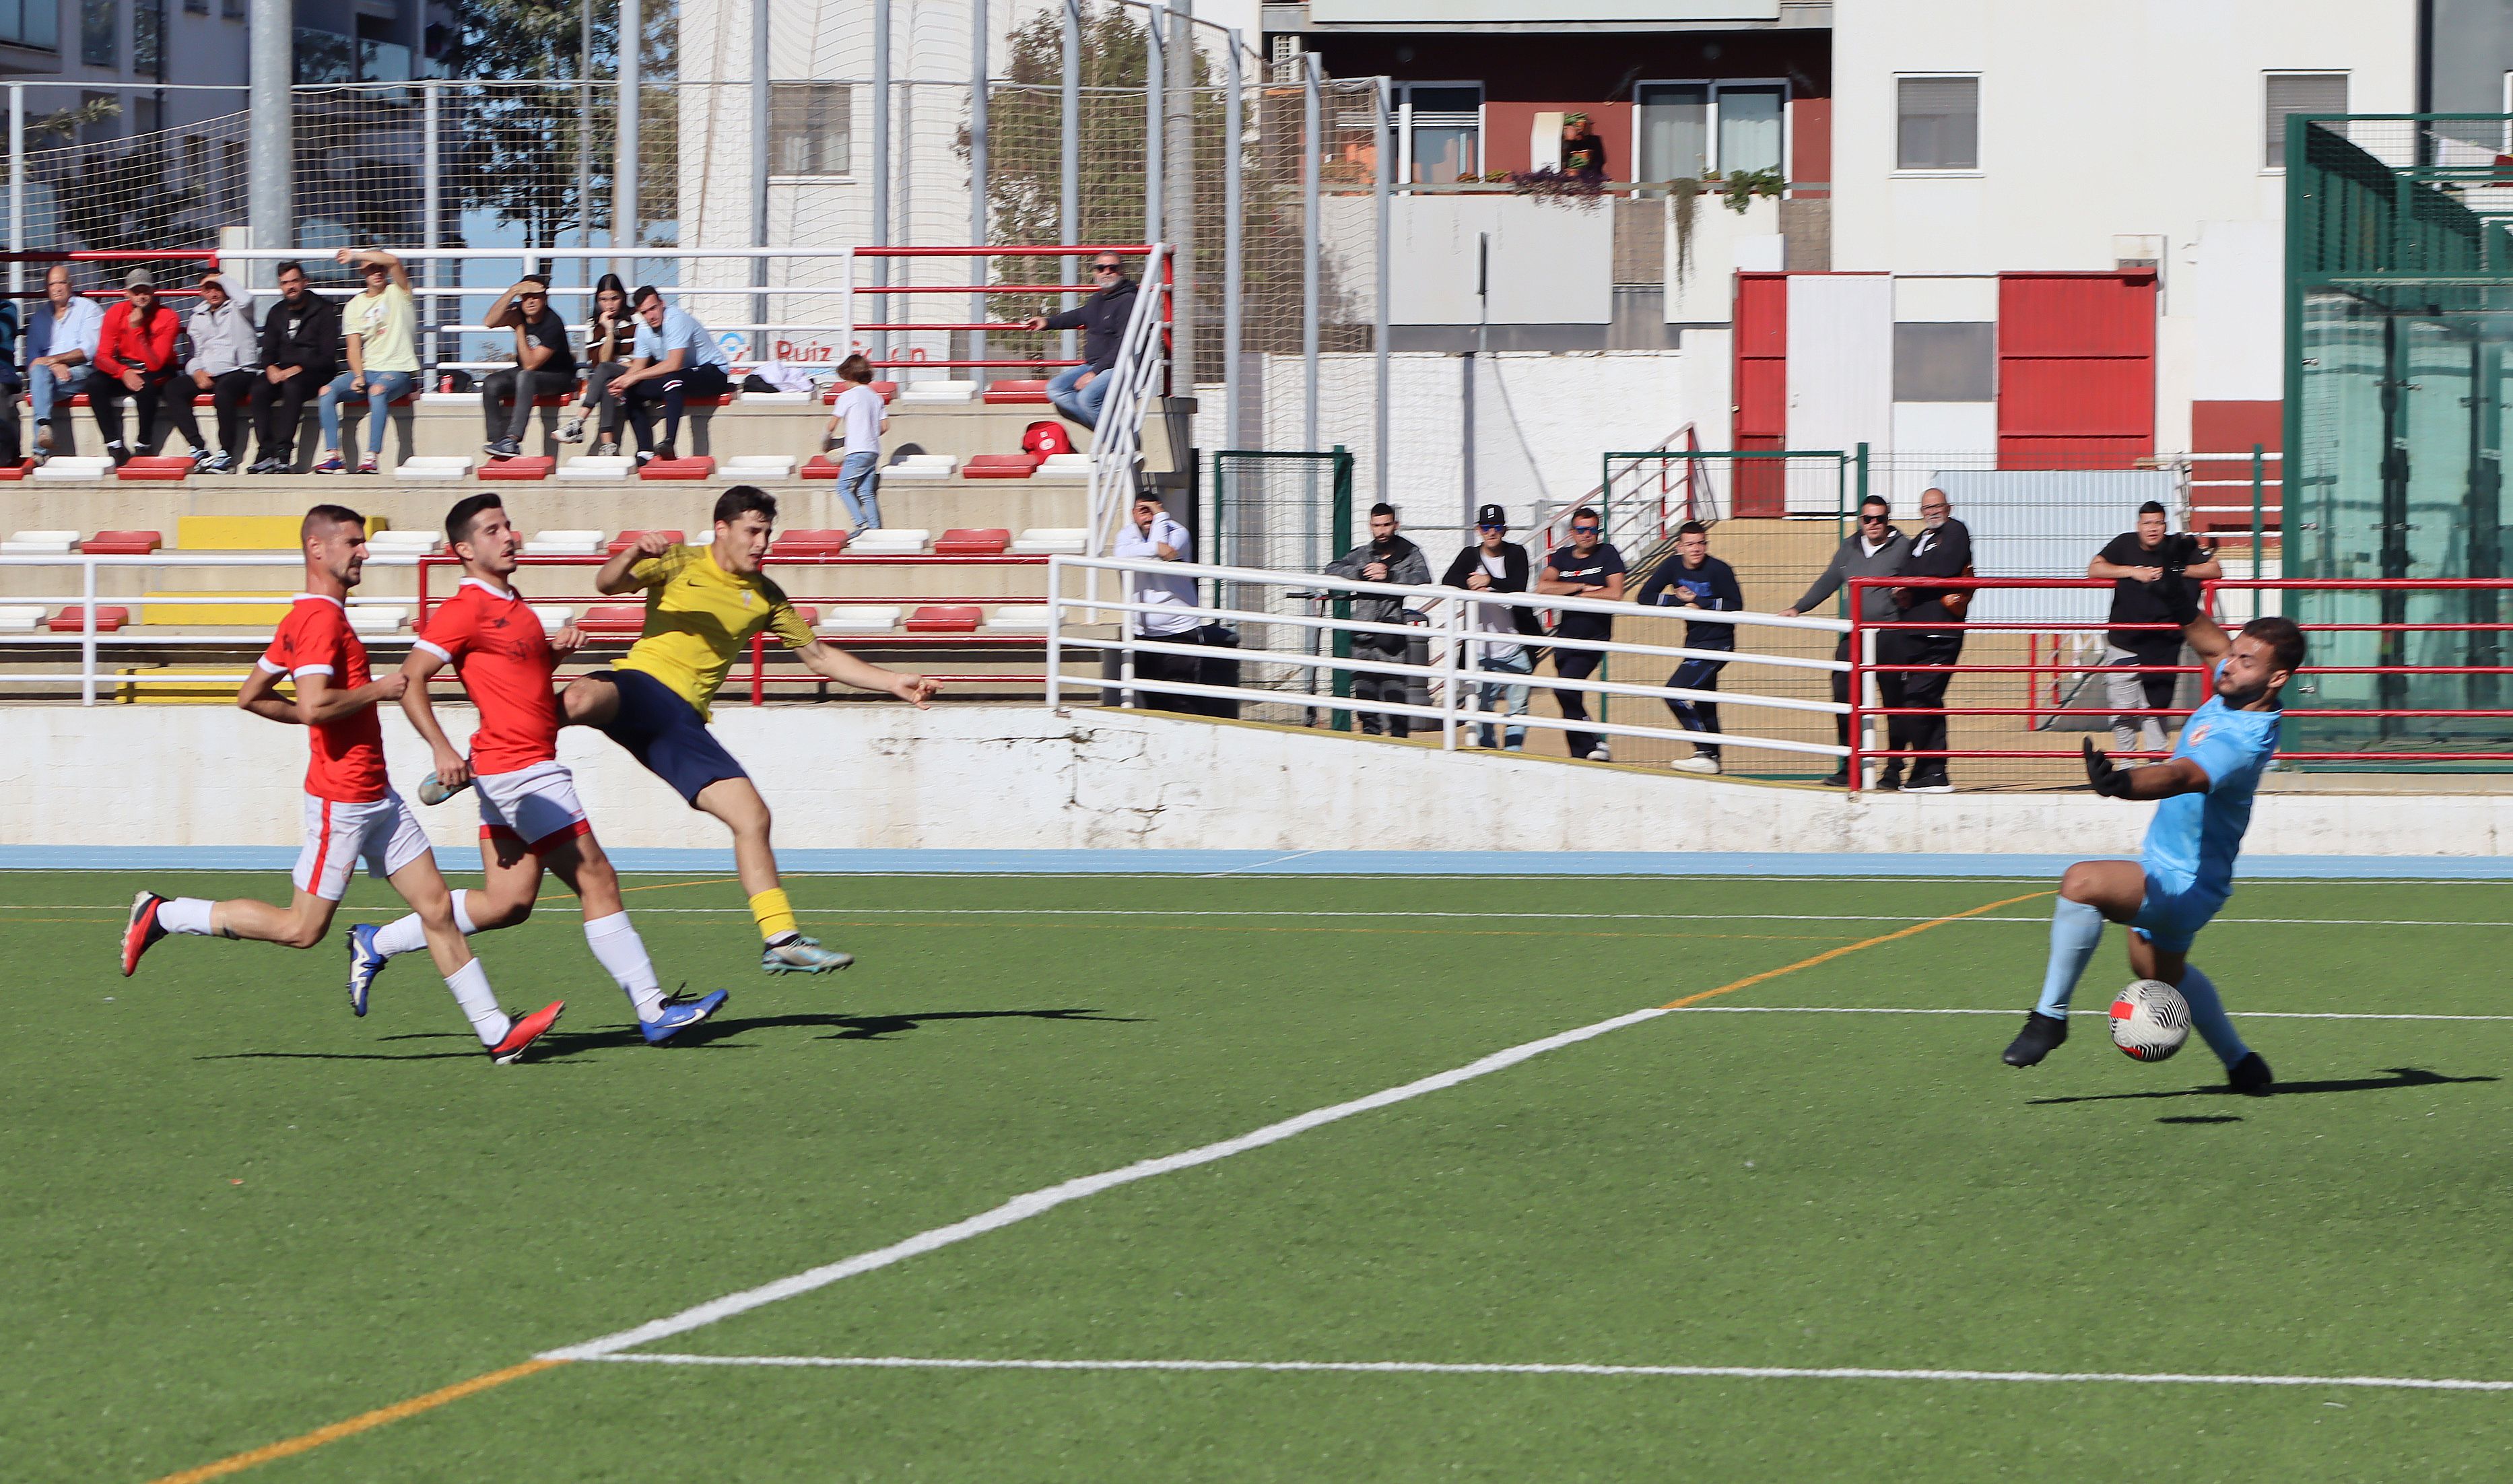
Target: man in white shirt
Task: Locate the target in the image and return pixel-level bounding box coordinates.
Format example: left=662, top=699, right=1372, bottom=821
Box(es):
left=1110, top=491, right=1202, bottom=711
left=26, top=264, right=103, bottom=458
left=822, top=353, right=886, bottom=533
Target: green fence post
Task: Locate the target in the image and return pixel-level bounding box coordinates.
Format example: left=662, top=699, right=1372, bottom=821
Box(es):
left=1331, top=445, right=1353, bottom=729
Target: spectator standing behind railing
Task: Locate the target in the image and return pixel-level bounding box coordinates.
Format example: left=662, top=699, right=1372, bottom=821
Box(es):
left=246, top=261, right=341, bottom=474
left=609, top=285, right=729, bottom=466
left=313, top=248, right=419, bottom=474
left=1636, top=519, right=1743, bottom=774
left=1780, top=493, right=1911, bottom=787
left=176, top=272, right=258, bottom=473
left=1022, top=253, right=1135, bottom=431
left=1882, top=487, right=1974, bottom=793
left=1326, top=502, right=1432, bottom=739
left=558, top=273, right=632, bottom=457
left=26, top=263, right=101, bottom=461
left=1535, top=506, right=1628, bottom=762
left=1560, top=114, right=1609, bottom=181
left=1443, top=503, right=1545, bottom=750
left=823, top=353, right=887, bottom=535
left=2091, top=500, right=2221, bottom=760
left=1112, top=490, right=1203, bottom=712
left=81, top=270, right=181, bottom=469
left=480, top=276, right=578, bottom=462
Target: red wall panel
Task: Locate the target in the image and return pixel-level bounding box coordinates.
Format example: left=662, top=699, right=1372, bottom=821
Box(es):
left=1732, top=272, right=1788, bottom=516
left=1996, top=272, right=2156, bottom=469
left=2190, top=399, right=2281, bottom=454
left=1789, top=98, right=1830, bottom=198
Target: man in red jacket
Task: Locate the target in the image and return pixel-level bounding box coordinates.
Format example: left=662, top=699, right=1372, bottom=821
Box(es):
left=82, top=268, right=182, bottom=467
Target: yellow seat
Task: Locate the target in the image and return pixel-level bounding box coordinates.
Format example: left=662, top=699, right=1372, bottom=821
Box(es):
left=140, top=591, right=290, bottom=626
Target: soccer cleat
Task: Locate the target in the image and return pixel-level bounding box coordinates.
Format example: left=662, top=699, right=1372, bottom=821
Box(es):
left=487, top=1000, right=565, bottom=1065
left=640, top=989, right=730, bottom=1044
left=415, top=770, right=474, bottom=807
left=762, top=936, right=853, bottom=974
left=483, top=437, right=522, bottom=460
left=345, top=923, right=388, bottom=1017
left=2002, top=1011, right=2069, bottom=1067
left=1671, top=755, right=1721, bottom=774
left=312, top=452, right=346, bottom=474
left=556, top=413, right=586, bottom=443
left=121, top=890, right=170, bottom=976
left=2227, top=1051, right=2275, bottom=1096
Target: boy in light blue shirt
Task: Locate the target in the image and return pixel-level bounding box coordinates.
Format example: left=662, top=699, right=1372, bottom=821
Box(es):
left=2001, top=611, right=2308, bottom=1095
left=606, top=285, right=732, bottom=464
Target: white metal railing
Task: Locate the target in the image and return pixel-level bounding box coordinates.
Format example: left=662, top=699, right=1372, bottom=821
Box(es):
left=1045, top=554, right=1852, bottom=761
left=1085, top=245, right=1175, bottom=560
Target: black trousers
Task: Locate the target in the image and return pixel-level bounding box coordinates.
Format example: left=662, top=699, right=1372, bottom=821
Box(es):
left=81, top=366, right=178, bottom=450
left=1665, top=653, right=1729, bottom=757
left=193, top=369, right=257, bottom=454
left=1553, top=640, right=1605, bottom=758
left=623, top=362, right=729, bottom=452
left=483, top=366, right=574, bottom=444
left=1351, top=634, right=1410, bottom=737
left=1879, top=628, right=1965, bottom=776
left=248, top=372, right=320, bottom=465
left=1128, top=636, right=1203, bottom=714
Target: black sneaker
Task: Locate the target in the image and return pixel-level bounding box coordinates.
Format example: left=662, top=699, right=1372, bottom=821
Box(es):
left=655, top=442, right=677, bottom=464
left=483, top=437, right=522, bottom=460
left=1820, top=769, right=1850, bottom=788
left=2002, top=1011, right=2069, bottom=1067
left=2227, top=1051, right=2274, bottom=1096
left=1904, top=768, right=1955, bottom=795
left=105, top=440, right=130, bottom=467
left=1875, top=764, right=1904, bottom=791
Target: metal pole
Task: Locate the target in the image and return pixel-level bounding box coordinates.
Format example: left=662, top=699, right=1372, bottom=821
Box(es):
left=615, top=0, right=641, bottom=261
left=970, top=0, right=989, bottom=385
left=8, top=84, right=22, bottom=304
left=871, top=0, right=890, bottom=362
left=1145, top=4, right=1164, bottom=246
left=578, top=0, right=593, bottom=252
left=1301, top=53, right=1320, bottom=454
left=247, top=0, right=292, bottom=279
left=423, top=82, right=442, bottom=381
left=751, top=0, right=771, bottom=361
left=1373, top=75, right=1390, bottom=510
left=2251, top=443, right=2266, bottom=585
left=1222, top=32, right=1243, bottom=455
left=1163, top=1, right=1193, bottom=402
left=1059, top=0, right=1079, bottom=363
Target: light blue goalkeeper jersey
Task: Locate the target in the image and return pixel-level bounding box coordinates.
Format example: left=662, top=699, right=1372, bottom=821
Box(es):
left=2139, top=664, right=2282, bottom=900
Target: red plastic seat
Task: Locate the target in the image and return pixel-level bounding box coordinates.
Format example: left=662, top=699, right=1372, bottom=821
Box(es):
left=772, top=529, right=849, bottom=557
left=531, top=393, right=572, bottom=407
left=577, top=604, right=648, bottom=636
left=639, top=456, right=716, bottom=481
left=962, top=454, right=1040, bottom=479
left=606, top=529, right=685, bottom=555
left=116, top=456, right=192, bottom=481
left=904, top=605, right=982, bottom=634
left=0, top=459, right=32, bottom=481
left=477, top=456, right=554, bottom=481
left=81, top=531, right=163, bottom=554
left=800, top=455, right=840, bottom=479
left=682, top=395, right=733, bottom=409
left=980, top=378, right=1051, bottom=405
left=822, top=381, right=897, bottom=404
left=935, top=527, right=1013, bottom=555
left=49, top=605, right=129, bottom=632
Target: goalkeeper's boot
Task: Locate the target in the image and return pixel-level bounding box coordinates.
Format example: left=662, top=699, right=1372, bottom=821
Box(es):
left=640, top=989, right=729, bottom=1044
left=762, top=935, right=853, bottom=974
left=2001, top=1011, right=2069, bottom=1068
left=2227, top=1051, right=2275, bottom=1097
left=345, top=923, right=389, bottom=1017
left=121, top=891, right=170, bottom=977
left=486, top=1001, right=565, bottom=1065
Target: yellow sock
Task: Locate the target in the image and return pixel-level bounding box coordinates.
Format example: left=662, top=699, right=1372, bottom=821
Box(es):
left=749, top=887, right=798, bottom=943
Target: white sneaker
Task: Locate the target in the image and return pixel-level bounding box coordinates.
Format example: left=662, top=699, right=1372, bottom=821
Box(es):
left=1586, top=745, right=1612, bottom=762
left=557, top=413, right=586, bottom=443
left=1671, top=755, right=1721, bottom=774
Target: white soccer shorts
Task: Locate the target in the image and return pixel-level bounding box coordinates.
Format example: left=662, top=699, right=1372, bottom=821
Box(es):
left=293, top=790, right=433, bottom=902
left=473, top=760, right=592, bottom=856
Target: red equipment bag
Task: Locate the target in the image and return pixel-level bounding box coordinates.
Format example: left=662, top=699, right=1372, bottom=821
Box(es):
left=1021, top=419, right=1073, bottom=457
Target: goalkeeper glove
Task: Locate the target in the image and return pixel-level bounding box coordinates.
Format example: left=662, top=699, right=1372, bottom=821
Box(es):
left=2082, top=737, right=2135, bottom=798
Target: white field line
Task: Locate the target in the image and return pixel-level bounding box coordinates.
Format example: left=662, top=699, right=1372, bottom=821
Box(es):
left=539, top=1005, right=1673, bottom=1362
left=583, top=1352, right=2513, bottom=1393
left=1677, top=1006, right=2513, bottom=1023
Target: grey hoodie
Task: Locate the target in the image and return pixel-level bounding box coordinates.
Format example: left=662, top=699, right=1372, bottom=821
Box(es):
left=1792, top=527, right=1912, bottom=624
left=184, top=276, right=260, bottom=378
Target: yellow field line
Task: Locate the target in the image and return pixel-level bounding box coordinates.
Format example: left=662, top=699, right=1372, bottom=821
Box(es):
left=148, top=1359, right=569, bottom=1483
left=1662, top=889, right=2052, bottom=1009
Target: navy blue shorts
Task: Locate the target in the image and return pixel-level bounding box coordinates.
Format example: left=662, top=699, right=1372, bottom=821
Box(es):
left=593, top=667, right=749, bottom=806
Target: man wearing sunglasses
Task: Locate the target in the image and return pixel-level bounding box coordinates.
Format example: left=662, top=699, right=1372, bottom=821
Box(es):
left=1535, top=506, right=1628, bottom=762
left=1782, top=494, right=1912, bottom=786
left=1023, top=255, right=1137, bottom=430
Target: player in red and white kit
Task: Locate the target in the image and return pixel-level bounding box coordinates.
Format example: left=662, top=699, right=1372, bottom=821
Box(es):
left=120, top=504, right=564, bottom=1065
left=346, top=494, right=727, bottom=1043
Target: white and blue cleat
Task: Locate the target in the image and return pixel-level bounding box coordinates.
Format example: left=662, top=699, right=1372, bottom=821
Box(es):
left=640, top=989, right=729, bottom=1044
left=761, top=936, right=853, bottom=974
left=345, top=923, right=389, bottom=1017
left=415, top=772, right=473, bottom=807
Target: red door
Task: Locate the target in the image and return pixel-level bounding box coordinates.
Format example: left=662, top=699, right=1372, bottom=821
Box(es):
left=1731, top=272, right=1788, bottom=516
left=1996, top=272, right=2156, bottom=469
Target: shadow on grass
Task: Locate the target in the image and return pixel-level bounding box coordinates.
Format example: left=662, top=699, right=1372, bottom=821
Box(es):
left=2157, top=1114, right=2244, bottom=1124
left=199, top=1008, right=1137, bottom=1063
left=2032, top=1067, right=2498, bottom=1106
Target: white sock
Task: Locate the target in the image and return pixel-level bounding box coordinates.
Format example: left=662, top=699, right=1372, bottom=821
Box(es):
left=584, top=911, right=667, bottom=1020
left=158, top=897, right=215, bottom=936
left=378, top=891, right=480, bottom=959
left=442, top=957, right=511, bottom=1046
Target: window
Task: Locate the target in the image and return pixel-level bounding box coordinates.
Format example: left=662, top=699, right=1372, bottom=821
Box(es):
left=0, top=0, right=59, bottom=48
left=1718, top=85, right=1784, bottom=175
left=2265, top=73, right=2347, bottom=169
left=770, top=81, right=850, bottom=176
left=294, top=26, right=352, bottom=82
left=183, top=0, right=204, bottom=14
left=1895, top=322, right=1995, bottom=401
left=132, top=0, right=161, bottom=78
left=1397, top=83, right=1480, bottom=183
left=1636, top=81, right=1787, bottom=182
left=81, top=0, right=115, bottom=67
left=1897, top=76, right=1978, bottom=170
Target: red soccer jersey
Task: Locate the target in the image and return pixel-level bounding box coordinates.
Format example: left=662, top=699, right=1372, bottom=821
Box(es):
left=260, top=595, right=387, bottom=803
left=413, top=577, right=560, bottom=776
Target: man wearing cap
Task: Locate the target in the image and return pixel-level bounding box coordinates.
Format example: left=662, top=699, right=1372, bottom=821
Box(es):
left=81, top=269, right=182, bottom=467
left=1327, top=502, right=1433, bottom=739
left=1444, top=504, right=1545, bottom=749
left=180, top=273, right=259, bottom=473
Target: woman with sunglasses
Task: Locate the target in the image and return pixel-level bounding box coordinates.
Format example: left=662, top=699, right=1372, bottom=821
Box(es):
left=1780, top=494, right=1913, bottom=786
left=557, top=273, right=632, bottom=457
left=312, top=248, right=418, bottom=473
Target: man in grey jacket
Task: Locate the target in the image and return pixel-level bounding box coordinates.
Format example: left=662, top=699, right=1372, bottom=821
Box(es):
left=171, top=272, right=257, bottom=471
left=1325, top=502, right=1432, bottom=737
left=1782, top=494, right=1911, bottom=786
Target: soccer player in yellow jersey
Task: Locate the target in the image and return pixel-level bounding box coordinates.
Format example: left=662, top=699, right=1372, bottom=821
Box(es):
left=562, top=485, right=938, bottom=972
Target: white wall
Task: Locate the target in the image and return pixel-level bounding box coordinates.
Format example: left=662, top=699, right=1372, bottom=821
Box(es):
left=1784, top=274, right=1892, bottom=508
left=1387, top=196, right=1615, bottom=325
left=1665, top=197, right=1780, bottom=323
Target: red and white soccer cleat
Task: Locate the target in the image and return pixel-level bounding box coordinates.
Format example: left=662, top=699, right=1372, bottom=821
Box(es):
left=487, top=1000, right=565, bottom=1065
left=122, top=891, right=170, bottom=978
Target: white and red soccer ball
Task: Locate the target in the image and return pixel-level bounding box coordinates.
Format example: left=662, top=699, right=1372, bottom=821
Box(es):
left=2109, top=979, right=2192, bottom=1062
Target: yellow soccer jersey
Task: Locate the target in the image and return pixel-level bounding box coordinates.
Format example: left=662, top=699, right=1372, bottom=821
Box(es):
left=613, top=543, right=817, bottom=718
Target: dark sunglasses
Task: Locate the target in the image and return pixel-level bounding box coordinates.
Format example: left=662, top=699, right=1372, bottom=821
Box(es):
left=1859, top=512, right=1890, bottom=522
left=1477, top=522, right=1506, bottom=531
left=1570, top=524, right=1601, bottom=534
left=1092, top=263, right=1121, bottom=273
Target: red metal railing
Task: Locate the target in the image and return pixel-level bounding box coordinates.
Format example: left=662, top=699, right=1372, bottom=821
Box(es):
left=839, top=244, right=1173, bottom=377
left=1845, top=576, right=2513, bottom=790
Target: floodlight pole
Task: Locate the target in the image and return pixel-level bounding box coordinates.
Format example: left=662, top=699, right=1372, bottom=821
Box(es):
left=247, top=0, right=291, bottom=285
left=970, top=0, right=989, bottom=384
left=1372, top=75, right=1390, bottom=510
left=871, top=0, right=891, bottom=361
left=751, top=0, right=770, bottom=361
left=1145, top=3, right=1164, bottom=245
left=615, top=0, right=640, bottom=264
left=1163, top=1, right=1194, bottom=405
left=1059, top=0, right=1079, bottom=363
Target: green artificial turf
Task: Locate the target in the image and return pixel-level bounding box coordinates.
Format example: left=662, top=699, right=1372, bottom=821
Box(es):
left=8, top=871, right=2513, bottom=1481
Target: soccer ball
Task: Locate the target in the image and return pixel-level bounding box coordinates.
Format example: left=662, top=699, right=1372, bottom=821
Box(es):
left=2108, top=979, right=2191, bottom=1063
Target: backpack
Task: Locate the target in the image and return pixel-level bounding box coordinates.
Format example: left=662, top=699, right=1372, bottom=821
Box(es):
left=1021, top=419, right=1073, bottom=457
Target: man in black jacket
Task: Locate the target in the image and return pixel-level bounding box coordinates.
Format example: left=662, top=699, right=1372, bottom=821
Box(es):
left=1636, top=520, right=1745, bottom=774
left=1782, top=494, right=1911, bottom=786
left=1024, top=253, right=1137, bottom=430
left=246, top=261, right=341, bottom=473
left=1326, top=502, right=1432, bottom=737
left=1444, top=503, right=1547, bottom=749
left=1882, top=487, right=1974, bottom=792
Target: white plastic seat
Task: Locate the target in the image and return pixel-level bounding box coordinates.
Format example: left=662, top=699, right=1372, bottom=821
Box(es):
left=897, top=380, right=977, bottom=403
left=347, top=605, right=409, bottom=635
left=880, top=454, right=958, bottom=481
left=367, top=531, right=442, bottom=553
left=1011, top=527, right=1089, bottom=555
left=525, top=530, right=605, bottom=556
left=844, top=529, right=930, bottom=555
left=737, top=391, right=810, bottom=404
left=0, top=604, right=44, bottom=632
left=556, top=456, right=636, bottom=481
left=1032, top=454, right=1093, bottom=481
left=725, top=454, right=795, bottom=478
left=982, top=605, right=1056, bottom=633
left=815, top=606, right=902, bottom=634
left=32, top=457, right=112, bottom=481
left=395, top=455, right=474, bottom=481
left=1, top=529, right=79, bottom=553
left=530, top=605, right=574, bottom=632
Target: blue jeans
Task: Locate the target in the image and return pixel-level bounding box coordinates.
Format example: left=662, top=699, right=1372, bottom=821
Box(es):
left=30, top=363, right=72, bottom=426
left=316, top=369, right=414, bottom=455
left=1047, top=363, right=1110, bottom=429
left=1475, top=649, right=1533, bottom=749
left=836, top=450, right=883, bottom=529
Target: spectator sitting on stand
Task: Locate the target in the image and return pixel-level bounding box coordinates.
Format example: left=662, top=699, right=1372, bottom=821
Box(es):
left=1022, top=252, right=1137, bottom=431
left=1883, top=486, right=1974, bottom=793
left=177, top=272, right=259, bottom=473
left=0, top=299, right=24, bottom=465
left=313, top=248, right=419, bottom=474
left=608, top=285, right=729, bottom=465
left=80, top=269, right=182, bottom=468
left=558, top=273, right=632, bottom=457
left=246, top=260, right=341, bottom=473
left=1781, top=494, right=1912, bottom=787
left=2091, top=500, right=2221, bottom=760
left=1536, top=507, right=1628, bottom=762
left=1636, top=519, right=1744, bottom=774
left=1326, top=502, right=1433, bottom=739
left=1443, top=502, right=1546, bottom=750
left=480, top=275, right=578, bottom=461
left=26, top=263, right=102, bottom=461
left=823, top=353, right=887, bottom=535
left=1112, top=490, right=1203, bottom=712
left=1560, top=113, right=1609, bottom=180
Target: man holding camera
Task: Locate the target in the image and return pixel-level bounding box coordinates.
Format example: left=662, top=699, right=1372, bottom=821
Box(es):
left=2091, top=500, right=2221, bottom=759
left=1326, top=502, right=1432, bottom=738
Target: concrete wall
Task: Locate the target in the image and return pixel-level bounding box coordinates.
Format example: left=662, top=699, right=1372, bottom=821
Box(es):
left=7, top=702, right=2509, bottom=860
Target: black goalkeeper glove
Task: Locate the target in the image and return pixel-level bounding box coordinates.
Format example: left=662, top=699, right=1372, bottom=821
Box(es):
left=2083, top=737, right=2135, bottom=798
